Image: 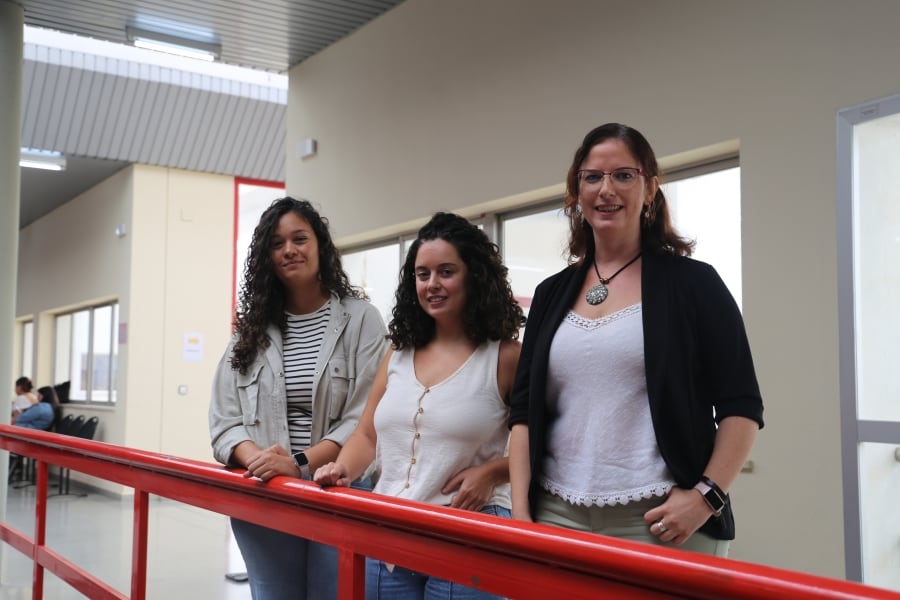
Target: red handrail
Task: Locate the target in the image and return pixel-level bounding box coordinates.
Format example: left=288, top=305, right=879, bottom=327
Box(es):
left=1, top=424, right=897, bottom=600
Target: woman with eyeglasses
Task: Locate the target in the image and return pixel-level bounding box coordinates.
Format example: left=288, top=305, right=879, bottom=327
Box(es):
left=508, top=123, right=764, bottom=556
left=209, top=197, right=388, bottom=600
left=315, top=212, right=522, bottom=599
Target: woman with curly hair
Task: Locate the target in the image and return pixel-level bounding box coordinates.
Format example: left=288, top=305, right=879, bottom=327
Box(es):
left=315, top=212, right=522, bottom=600
left=209, top=197, right=388, bottom=600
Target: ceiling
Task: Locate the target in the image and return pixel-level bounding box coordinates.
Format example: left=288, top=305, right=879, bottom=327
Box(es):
left=16, top=0, right=406, bottom=228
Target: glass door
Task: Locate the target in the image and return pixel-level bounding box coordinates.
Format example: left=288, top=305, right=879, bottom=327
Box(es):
left=837, top=94, right=900, bottom=591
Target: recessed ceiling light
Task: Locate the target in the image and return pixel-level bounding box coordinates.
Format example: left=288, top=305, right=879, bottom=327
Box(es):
left=126, top=26, right=220, bottom=62
left=20, top=148, right=66, bottom=171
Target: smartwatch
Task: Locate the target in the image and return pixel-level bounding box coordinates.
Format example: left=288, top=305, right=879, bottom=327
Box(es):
left=292, top=451, right=310, bottom=479
left=694, top=475, right=726, bottom=517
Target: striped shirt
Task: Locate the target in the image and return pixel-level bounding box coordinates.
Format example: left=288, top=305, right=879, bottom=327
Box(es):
left=283, top=301, right=330, bottom=451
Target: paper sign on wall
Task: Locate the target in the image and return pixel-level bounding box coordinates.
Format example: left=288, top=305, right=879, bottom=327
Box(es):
left=183, top=333, right=204, bottom=362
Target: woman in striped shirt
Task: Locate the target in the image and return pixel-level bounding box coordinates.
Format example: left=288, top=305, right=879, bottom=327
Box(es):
left=210, top=197, right=388, bottom=600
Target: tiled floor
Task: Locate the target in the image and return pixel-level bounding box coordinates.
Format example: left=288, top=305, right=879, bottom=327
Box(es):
left=0, top=480, right=251, bottom=599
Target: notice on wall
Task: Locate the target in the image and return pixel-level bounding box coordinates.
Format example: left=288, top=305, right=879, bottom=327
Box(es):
left=183, top=332, right=204, bottom=362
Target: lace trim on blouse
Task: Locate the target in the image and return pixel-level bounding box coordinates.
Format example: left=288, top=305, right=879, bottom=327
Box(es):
left=539, top=478, right=673, bottom=507
left=565, top=303, right=642, bottom=330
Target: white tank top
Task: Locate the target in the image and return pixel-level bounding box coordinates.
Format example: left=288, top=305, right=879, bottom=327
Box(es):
left=373, top=340, right=511, bottom=508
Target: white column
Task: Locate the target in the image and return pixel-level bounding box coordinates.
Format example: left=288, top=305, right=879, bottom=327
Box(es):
left=0, top=0, right=24, bottom=551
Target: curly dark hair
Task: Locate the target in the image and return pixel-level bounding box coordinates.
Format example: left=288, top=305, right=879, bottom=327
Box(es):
left=389, top=212, right=524, bottom=349
left=563, top=123, right=694, bottom=263
left=231, top=197, right=364, bottom=374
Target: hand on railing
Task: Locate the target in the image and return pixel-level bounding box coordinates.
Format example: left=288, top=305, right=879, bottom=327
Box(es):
left=243, top=444, right=296, bottom=482
left=314, top=461, right=352, bottom=487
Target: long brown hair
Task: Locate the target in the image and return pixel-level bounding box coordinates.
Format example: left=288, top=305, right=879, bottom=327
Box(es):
left=563, top=123, right=694, bottom=263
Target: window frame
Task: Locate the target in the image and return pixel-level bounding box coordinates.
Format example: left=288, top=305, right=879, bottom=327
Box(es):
left=54, top=300, right=119, bottom=405
left=18, top=318, right=35, bottom=380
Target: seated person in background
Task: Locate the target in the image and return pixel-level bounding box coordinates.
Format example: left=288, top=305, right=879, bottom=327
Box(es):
left=15, top=386, right=57, bottom=431
left=8, top=381, right=58, bottom=483
left=11, top=376, right=38, bottom=423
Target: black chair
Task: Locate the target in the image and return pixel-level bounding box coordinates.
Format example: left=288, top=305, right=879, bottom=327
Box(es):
left=53, top=414, right=88, bottom=496
left=69, top=414, right=86, bottom=433
left=76, top=416, right=99, bottom=440
left=55, top=414, right=76, bottom=435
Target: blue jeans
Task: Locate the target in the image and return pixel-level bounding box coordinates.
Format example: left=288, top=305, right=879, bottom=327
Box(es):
left=232, top=478, right=372, bottom=600
left=365, top=504, right=510, bottom=600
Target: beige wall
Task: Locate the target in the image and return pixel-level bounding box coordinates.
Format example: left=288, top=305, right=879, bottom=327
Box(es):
left=16, top=164, right=234, bottom=490
left=286, top=0, right=900, bottom=579
left=17, top=166, right=133, bottom=399
left=156, top=168, right=233, bottom=461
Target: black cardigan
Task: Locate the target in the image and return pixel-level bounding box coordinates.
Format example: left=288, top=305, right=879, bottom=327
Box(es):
left=509, top=253, right=764, bottom=540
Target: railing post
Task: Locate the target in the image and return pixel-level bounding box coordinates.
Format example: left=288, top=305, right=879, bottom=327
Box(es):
left=33, top=460, right=49, bottom=600
left=131, top=490, right=149, bottom=600
left=337, top=548, right=366, bottom=600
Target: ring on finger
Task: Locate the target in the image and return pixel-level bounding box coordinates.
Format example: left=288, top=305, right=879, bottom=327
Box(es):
left=656, top=519, right=667, bottom=533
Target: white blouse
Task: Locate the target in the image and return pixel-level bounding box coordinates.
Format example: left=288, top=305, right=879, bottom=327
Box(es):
left=540, top=304, right=675, bottom=506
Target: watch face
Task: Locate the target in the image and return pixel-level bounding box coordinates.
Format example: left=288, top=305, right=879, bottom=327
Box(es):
left=705, top=489, right=725, bottom=511
left=294, top=452, right=309, bottom=466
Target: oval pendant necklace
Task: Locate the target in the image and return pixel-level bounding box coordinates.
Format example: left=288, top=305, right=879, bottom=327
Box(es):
left=585, top=252, right=642, bottom=305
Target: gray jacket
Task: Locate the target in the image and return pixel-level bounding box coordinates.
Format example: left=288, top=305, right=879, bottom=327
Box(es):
left=209, top=296, right=387, bottom=466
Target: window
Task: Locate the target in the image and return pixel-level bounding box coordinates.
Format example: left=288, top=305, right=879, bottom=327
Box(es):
left=664, top=165, right=742, bottom=309
left=837, top=93, right=900, bottom=589
left=342, top=225, right=484, bottom=324
left=502, top=208, right=570, bottom=317
left=339, top=162, right=742, bottom=323
left=499, top=163, right=743, bottom=312
left=343, top=242, right=403, bottom=324
left=54, top=302, right=119, bottom=403
left=234, top=180, right=285, bottom=315
left=19, top=320, right=34, bottom=379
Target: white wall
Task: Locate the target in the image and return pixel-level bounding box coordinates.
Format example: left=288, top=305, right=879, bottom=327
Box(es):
left=286, top=0, right=900, bottom=579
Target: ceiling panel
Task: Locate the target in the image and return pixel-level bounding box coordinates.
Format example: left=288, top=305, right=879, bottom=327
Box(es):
left=16, top=0, right=406, bottom=228
left=18, top=0, right=405, bottom=73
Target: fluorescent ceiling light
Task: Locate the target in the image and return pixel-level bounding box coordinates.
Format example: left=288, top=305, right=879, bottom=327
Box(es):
left=126, top=26, right=220, bottom=62
left=20, top=148, right=66, bottom=171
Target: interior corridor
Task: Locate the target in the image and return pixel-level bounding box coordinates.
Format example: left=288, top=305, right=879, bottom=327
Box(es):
left=1, top=480, right=250, bottom=599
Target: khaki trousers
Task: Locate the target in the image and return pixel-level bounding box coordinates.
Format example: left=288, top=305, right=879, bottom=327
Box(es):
left=535, top=488, right=730, bottom=557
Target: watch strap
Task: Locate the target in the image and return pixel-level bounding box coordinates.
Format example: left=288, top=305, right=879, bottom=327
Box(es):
left=694, top=475, right=726, bottom=516
left=292, top=451, right=310, bottom=479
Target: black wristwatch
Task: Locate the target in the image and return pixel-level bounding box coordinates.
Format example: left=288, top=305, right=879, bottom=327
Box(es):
left=694, top=475, right=726, bottom=517
left=292, top=451, right=310, bottom=479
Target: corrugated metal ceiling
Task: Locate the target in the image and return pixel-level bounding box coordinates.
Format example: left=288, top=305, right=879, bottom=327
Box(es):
left=15, top=0, right=405, bottom=227
left=18, top=0, right=404, bottom=73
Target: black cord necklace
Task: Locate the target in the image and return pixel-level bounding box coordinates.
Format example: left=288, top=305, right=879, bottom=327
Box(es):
left=585, top=252, right=642, bottom=305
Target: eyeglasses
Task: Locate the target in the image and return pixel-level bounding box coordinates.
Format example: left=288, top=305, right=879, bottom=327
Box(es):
left=577, top=167, right=644, bottom=191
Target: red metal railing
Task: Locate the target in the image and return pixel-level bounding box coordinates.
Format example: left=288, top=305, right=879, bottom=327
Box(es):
left=1, top=424, right=898, bottom=600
